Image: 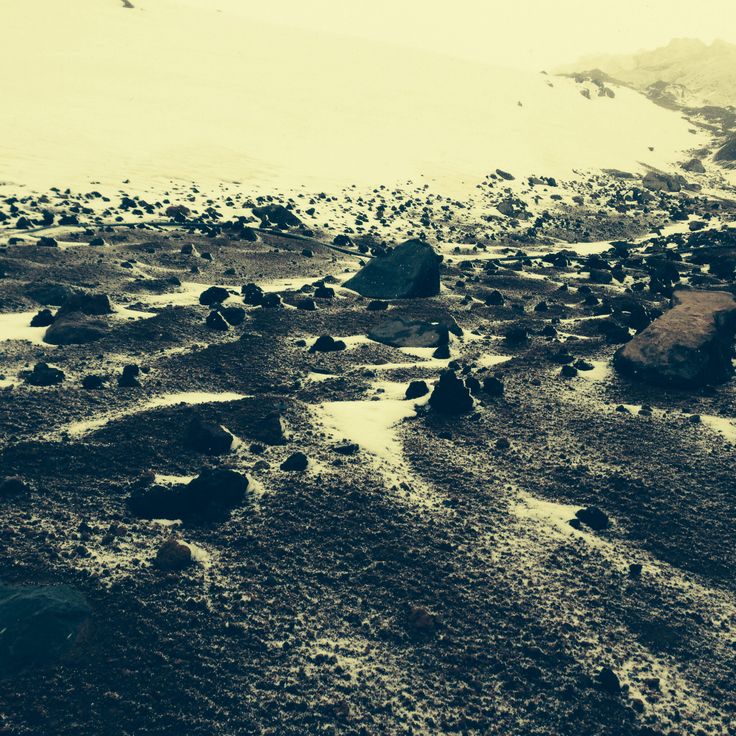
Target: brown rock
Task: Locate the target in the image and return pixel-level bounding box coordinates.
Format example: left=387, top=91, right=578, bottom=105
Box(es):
left=613, top=290, right=736, bottom=387
left=154, top=539, right=193, bottom=571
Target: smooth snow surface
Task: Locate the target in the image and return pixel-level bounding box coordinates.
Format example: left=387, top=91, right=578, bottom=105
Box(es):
left=0, top=0, right=703, bottom=196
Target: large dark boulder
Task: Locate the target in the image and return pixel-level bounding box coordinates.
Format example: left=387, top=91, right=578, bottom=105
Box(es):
left=0, top=583, right=90, bottom=677
left=368, top=317, right=449, bottom=348
left=343, top=240, right=441, bottom=298
left=199, top=286, right=229, bottom=306
left=428, top=371, right=474, bottom=414
left=24, top=282, right=78, bottom=306
left=613, top=290, right=736, bottom=387
left=58, top=292, right=113, bottom=316
left=714, top=136, right=736, bottom=163
left=44, top=313, right=110, bottom=345
left=129, top=468, right=248, bottom=520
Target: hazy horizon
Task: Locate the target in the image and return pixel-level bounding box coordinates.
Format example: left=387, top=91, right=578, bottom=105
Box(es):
left=174, top=0, right=736, bottom=71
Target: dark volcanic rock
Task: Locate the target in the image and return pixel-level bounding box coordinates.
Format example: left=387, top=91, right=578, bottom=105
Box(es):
left=484, top=290, right=505, bottom=306
left=682, top=157, right=705, bottom=173
left=118, top=364, right=141, bottom=388
left=44, top=313, right=110, bottom=345
left=333, top=442, right=359, bottom=456
left=184, top=415, right=233, bottom=455
left=23, top=363, right=65, bottom=386
left=199, top=286, right=230, bottom=305
left=251, top=412, right=287, bottom=446
left=405, top=380, right=430, bottom=399
left=482, top=376, right=504, bottom=396
left=30, top=309, right=55, bottom=327
left=59, top=292, right=113, bottom=316
left=252, top=204, right=302, bottom=229
left=429, top=371, right=473, bottom=415
left=281, top=452, right=308, bottom=471
left=242, top=283, right=264, bottom=306
left=220, top=306, right=246, bottom=326
left=261, top=293, right=282, bottom=308
left=714, top=136, right=736, bottom=163
left=343, top=240, right=441, bottom=298
left=206, top=310, right=229, bottom=331
left=597, top=666, right=621, bottom=696
left=642, top=171, right=685, bottom=192
left=154, top=539, right=193, bottom=571
left=310, top=335, right=346, bottom=353
left=186, top=468, right=248, bottom=513
left=25, top=282, right=78, bottom=306
left=613, top=290, right=736, bottom=387
left=0, top=477, right=30, bottom=497
left=0, top=583, right=90, bottom=678
left=81, top=375, right=105, bottom=390
left=368, top=317, right=449, bottom=348
left=129, top=468, right=248, bottom=520
left=575, top=506, right=610, bottom=530
left=504, top=325, right=529, bottom=345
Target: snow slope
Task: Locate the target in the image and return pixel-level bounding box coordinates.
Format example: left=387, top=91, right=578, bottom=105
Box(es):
left=558, top=38, right=736, bottom=108
left=0, top=0, right=704, bottom=196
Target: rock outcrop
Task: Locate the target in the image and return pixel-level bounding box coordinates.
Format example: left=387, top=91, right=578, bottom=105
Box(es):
left=0, top=583, right=90, bottom=677
left=344, top=240, right=441, bottom=299
left=613, top=290, right=736, bottom=387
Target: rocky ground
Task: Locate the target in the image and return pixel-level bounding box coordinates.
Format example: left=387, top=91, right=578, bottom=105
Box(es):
left=1, top=152, right=736, bottom=736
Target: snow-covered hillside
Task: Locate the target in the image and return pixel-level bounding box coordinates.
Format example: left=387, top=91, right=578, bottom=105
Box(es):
left=0, top=0, right=703, bottom=196
left=557, top=38, right=736, bottom=109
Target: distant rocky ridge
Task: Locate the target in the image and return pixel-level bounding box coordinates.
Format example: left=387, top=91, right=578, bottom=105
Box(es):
left=557, top=38, right=736, bottom=110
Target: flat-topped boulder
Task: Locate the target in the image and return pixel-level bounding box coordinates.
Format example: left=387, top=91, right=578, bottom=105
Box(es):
left=368, top=317, right=449, bottom=348
left=344, top=240, right=441, bottom=299
left=44, top=312, right=110, bottom=345
left=613, top=290, right=736, bottom=387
